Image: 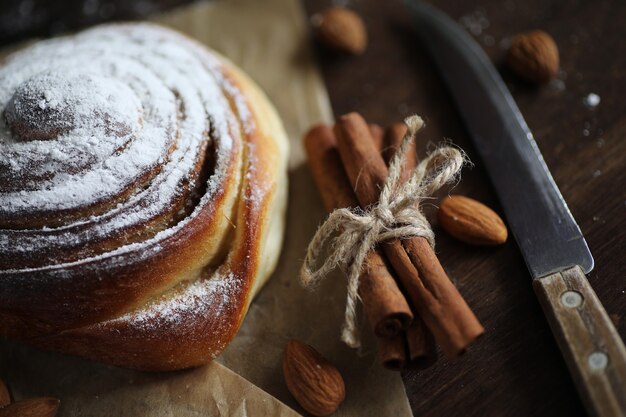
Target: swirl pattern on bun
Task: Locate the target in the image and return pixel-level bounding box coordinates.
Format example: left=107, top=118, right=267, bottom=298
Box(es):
left=0, top=23, right=289, bottom=370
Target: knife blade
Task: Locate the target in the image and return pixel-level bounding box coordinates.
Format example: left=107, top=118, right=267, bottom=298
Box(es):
left=405, top=2, right=626, bottom=416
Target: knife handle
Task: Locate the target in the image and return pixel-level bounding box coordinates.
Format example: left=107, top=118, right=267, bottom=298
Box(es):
left=533, top=266, right=626, bottom=417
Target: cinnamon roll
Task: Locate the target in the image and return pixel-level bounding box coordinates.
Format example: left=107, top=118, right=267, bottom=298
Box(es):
left=0, top=23, right=289, bottom=370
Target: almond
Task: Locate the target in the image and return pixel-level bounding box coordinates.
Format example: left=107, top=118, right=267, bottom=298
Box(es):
left=283, top=339, right=345, bottom=416
left=311, top=7, right=367, bottom=55
left=506, top=30, right=559, bottom=84
left=438, top=195, right=507, bottom=246
left=0, top=397, right=59, bottom=417
left=506, top=30, right=559, bottom=83
left=0, top=378, right=9, bottom=408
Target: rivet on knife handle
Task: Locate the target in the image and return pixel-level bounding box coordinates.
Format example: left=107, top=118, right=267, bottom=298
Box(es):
left=533, top=266, right=626, bottom=417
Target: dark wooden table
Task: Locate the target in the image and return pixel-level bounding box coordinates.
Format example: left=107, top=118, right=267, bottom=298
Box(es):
left=302, top=1, right=625, bottom=416
left=1, top=1, right=624, bottom=416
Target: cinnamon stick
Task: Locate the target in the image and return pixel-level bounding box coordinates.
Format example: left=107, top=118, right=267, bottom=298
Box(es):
left=405, top=315, right=437, bottom=369
left=383, top=121, right=437, bottom=368
left=383, top=123, right=417, bottom=184
left=372, top=122, right=436, bottom=367
left=376, top=333, right=406, bottom=371
left=334, top=112, right=484, bottom=358
left=377, top=315, right=437, bottom=370
left=304, top=125, right=412, bottom=338
left=369, top=123, right=385, bottom=152
left=384, top=126, right=481, bottom=357
left=359, top=251, right=412, bottom=337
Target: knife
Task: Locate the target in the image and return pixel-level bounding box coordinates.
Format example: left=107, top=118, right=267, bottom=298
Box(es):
left=405, top=2, right=626, bottom=416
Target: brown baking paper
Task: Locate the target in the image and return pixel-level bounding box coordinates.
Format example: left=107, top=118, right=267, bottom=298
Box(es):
left=0, top=340, right=300, bottom=416
left=0, top=0, right=413, bottom=416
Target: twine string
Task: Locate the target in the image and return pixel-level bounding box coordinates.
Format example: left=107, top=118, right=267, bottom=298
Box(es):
left=300, top=115, right=466, bottom=348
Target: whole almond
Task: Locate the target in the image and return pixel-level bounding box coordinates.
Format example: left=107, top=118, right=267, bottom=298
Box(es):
left=0, top=397, right=59, bottom=417
left=438, top=195, right=507, bottom=246
left=283, top=339, right=345, bottom=416
left=0, top=379, right=9, bottom=408
left=311, top=7, right=367, bottom=55
left=506, top=30, right=559, bottom=84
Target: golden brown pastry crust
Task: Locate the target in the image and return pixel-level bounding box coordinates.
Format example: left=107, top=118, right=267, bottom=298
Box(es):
left=0, top=23, right=289, bottom=371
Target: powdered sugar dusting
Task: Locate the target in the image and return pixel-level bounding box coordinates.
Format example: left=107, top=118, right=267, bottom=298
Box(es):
left=0, top=24, right=283, bottom=364
left=243, top=141, right=270, bottom=209
left=109, top=271, right=240, bottom=334
left=0, top=23, right=257, bottom=272
left=0, top=47, right=175, bottom=208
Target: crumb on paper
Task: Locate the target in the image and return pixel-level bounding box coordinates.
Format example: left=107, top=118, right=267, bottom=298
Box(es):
left=583, top=93, right=601, bottom=108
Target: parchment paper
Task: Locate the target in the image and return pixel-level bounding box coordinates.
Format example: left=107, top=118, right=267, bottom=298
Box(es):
left=0, top=0, right=413, bottom=416
left=0, top=340, right=300, bottom=416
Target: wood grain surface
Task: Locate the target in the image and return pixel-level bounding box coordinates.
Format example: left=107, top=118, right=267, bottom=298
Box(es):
left=534, top=266, right=626, bottom=417
left=301, top=1, right=625, bottom=416
left=0, top=1, right=624, bottom=416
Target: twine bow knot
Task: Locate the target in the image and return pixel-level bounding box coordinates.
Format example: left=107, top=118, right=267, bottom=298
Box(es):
left=300, top=115, right=467, bottom=348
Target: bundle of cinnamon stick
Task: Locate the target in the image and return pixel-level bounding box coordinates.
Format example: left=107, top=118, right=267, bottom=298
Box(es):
left=304, top=112, right=484, bottom=371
